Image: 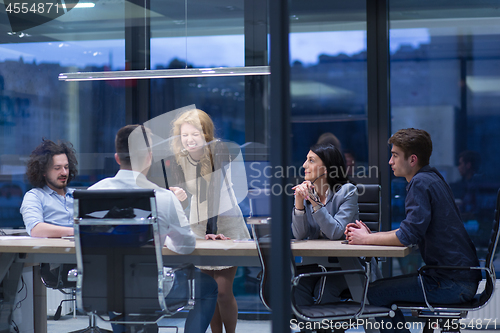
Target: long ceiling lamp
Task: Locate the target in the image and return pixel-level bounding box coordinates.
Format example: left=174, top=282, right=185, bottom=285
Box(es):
left=59, top=66, right=270, bottom=81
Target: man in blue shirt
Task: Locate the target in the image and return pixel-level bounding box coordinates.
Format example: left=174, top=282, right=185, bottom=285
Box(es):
left=20, top=139, right=78, bottom=237
left=345, top=128, right=480, bottom=333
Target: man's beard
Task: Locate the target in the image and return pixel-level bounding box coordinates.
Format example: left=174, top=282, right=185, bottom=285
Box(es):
left=46, top=177, right=67, bottom=190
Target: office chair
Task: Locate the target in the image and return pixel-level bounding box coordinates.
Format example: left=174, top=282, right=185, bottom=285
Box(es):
left=41, top=263, right=111, bottom=333
left=71, top=189, right=195, bottom=332
left=356, top=184, right=381, bottom=233
left=323, top=184, right=382, bottom=284
left=40, top=263, right=77, bottom=321
left=252, top=222, right=327, bottom=310
left=253, top=223, right=394, bottom=326
left=392, top=188, right=500, bottom=333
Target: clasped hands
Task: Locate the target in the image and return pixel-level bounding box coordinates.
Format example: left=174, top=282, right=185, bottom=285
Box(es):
left=292, top=181, right=320, bottom=206
left=344, top=220, right=371, bottom=245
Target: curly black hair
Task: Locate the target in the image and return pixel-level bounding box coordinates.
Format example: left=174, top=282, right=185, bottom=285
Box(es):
left=26, top=139, right=78, bottom=188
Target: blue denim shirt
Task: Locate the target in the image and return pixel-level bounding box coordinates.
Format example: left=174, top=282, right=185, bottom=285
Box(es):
left=20, top=185, right=74, bottom=235
left=396, top=165, right=481, bottom=282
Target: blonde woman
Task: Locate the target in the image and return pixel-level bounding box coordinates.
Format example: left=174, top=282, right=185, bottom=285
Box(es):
left=169, top=109, right=250, bottom=333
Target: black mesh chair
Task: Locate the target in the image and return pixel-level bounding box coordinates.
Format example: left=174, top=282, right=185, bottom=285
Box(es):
left=41, top=261, right=112, bottom=332
left=253, top=223, right=394, bottom=324
left=392, top=188, right=500, bottom=332
left=71, top=189, right=195, bottom=332
left=357, top=184, right=381, bottom=232
left=40, top=263, right=77, bottom=321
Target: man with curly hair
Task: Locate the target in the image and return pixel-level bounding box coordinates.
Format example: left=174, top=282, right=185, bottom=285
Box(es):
left=20, top=139, right=78, bottom=237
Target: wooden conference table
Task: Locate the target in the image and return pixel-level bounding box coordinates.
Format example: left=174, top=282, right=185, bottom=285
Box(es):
left=0, top=236, right=410, bottom=333
left=0, top=236, right=410, bottom=266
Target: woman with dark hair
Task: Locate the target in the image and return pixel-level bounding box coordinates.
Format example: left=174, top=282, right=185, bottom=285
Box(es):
left=292, top=143, right=359, bottom=306
left=292, top=143, right=358, bottom=240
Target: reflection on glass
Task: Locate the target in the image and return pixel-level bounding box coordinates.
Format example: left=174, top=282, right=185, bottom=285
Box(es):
left=289, top=0, right=368, bottom=183
left=0, top=40, right=125, bottom=70
left=151, top=36, right=244, bottom=69
left=389, top=0, right=500, bottom=274
left=0, top=3, right=127, bottom=228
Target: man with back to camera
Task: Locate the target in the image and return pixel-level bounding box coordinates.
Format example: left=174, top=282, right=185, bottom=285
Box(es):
left=88, top=124, right=218, bottom=333
left=20, top=139, right=78, bottom=237
left=345, top=128, right=481, bottom=333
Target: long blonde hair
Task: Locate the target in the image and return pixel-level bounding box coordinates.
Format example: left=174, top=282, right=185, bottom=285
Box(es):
left=171, top=109, right=215, bottom=177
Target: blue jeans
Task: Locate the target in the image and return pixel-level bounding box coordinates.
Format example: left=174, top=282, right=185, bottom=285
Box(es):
left=111, top=268, right=218, bottom=333
left=367, top=273, right=478, bottom=333
left=167, top=268, right=218, bottom=333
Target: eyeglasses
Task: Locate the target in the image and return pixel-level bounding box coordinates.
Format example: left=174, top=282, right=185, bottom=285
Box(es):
left=308, top=173, right=325, bottom=206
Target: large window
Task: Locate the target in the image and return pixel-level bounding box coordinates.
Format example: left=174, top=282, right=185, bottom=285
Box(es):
left=0, top=3, right=128, bottom=228
left=289, top=1, right=369, bottom=178
left=389, top=0, right=500, bottom=274
left=3, top=0, right=500, bottom=329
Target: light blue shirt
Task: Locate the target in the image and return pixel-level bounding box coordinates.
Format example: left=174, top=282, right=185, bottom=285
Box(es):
left=20, top=185, right=75, bottom=235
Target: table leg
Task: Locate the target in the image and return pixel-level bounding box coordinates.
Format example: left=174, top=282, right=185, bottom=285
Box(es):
left=33, top=266, right=47, bottom=333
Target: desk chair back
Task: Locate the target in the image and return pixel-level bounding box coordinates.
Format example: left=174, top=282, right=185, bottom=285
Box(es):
left=73, top=189, right=193, bottom=325
left=357, top=184, right=381, bottom=232
left=394, top=188, right=500, bottom=329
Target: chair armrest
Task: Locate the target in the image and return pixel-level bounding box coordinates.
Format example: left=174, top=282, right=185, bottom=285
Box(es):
left=160, top=262, right=196, bottom=314
left=414, top=265, right=492, bottom=312
left=292, top=268, right=367, bottom=287
left=169, top=263, right=195, bottom=279
left=418, top=265, right=479, bottom=273
left=418, top=265, right=494, bottom=278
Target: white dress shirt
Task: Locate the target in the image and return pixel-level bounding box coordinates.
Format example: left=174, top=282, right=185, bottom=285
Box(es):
left=88, top=169, right=196, bottom=255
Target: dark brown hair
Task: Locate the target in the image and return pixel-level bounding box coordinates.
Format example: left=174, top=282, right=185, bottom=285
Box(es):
left=115, top=124, right=152, bottom=168
left=26, top=139, right=78, bottom=188
left=388, top=128, right=432, bottom=167
left=115, top=125, right=141, bottom=168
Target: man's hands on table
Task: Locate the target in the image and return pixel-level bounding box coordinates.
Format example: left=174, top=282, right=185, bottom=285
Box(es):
left=344, top=220, right=404, bottom=246
left=344, top=220, right=371, bottom=245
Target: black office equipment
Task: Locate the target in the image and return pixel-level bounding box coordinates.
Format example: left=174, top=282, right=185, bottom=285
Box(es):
left=72, top=189, right=194, bottom=331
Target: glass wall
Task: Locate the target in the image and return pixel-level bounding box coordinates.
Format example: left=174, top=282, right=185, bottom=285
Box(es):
left=289, top=1, right=369, bottom=179
left=2, top=0, right=500, bottom=329
left=0, top=2, right=127, bottom=228
left=389, top=0, right=500, bottom=274
left=149, top=0, right=246, bottom=143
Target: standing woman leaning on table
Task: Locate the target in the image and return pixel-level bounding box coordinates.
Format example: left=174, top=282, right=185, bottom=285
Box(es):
left=292, top=143, right=359, bottom=306
left=169, top=109, right=250, bottom=333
